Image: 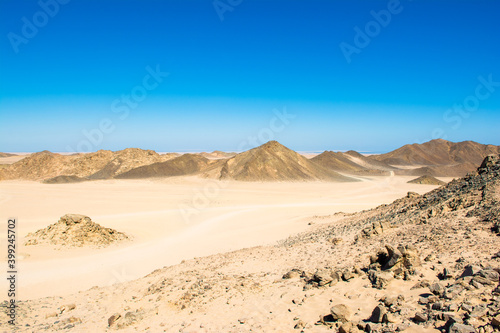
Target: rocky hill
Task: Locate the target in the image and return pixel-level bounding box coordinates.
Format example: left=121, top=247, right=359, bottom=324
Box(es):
left=0, top=148, right=177, bottom=181
left=2, top=140, right=497, bottom=181
left=24, top=214, right=129, bottom=248
left=370, top=139, right=500, bottom=166
left=115, top=154, right=222, bottom=179
left=219, top=141, right=357, bottom=181
left=407, top=175, right=447, bottom=186
left=311, top=150, right=395, bottom=176
left=0, top=152, right=17, bottom=157
left=6, top=155, right=500, bottom=332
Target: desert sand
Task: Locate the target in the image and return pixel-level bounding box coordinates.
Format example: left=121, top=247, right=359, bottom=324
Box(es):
left=0, top=155, right=498, bottom=333
left=0, top=175, right=448, bottom=301
left=1, top=145, right=499, bottom=333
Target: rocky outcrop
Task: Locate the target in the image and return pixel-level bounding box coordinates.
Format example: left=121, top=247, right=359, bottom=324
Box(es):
left=24, top=214, right=128, bottom=248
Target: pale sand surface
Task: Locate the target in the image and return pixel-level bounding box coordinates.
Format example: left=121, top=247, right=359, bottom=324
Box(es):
left=0, top=175, right=450, bottom=300
left=0, top=155, right=28, bottom=164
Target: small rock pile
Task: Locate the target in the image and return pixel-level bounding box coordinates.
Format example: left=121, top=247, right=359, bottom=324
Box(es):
left=367, top=244, right=422, bottom=289
left=283, top=265, right=364, bottom=290
left=310, top=258, right=500, bottom=333
left=24, top=214, right=128, bottom=248
left=411, top=264, right=500, bottom=333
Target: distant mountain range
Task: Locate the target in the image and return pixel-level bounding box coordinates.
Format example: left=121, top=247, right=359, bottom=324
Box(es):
left=0, top=152, right=17, bottom=157
left=369, top=139, right=500, bottom=177
left=0, top=139, right=499, bottom=182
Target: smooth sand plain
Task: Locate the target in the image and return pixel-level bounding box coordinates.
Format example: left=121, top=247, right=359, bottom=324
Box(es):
left=0, top=175, right=451, bottom=300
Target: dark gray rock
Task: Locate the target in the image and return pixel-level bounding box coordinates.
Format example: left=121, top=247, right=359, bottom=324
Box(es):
left=369, top=305, right=387, bottom=323
left=449, top=323, right=476, bottom=333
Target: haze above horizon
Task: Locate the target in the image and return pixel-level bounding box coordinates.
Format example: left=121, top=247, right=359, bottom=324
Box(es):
left=1, top=0, right=499, bottom=153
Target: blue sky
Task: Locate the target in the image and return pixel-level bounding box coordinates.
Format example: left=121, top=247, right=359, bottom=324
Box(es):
left=0, top=0, right=499, bottom=153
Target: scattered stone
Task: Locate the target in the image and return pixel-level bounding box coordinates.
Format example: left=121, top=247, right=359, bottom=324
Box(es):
left=411, top=280, right=431, bottom=290
left=339, top=322, right=363, bottom=333
left=432, top=302, right=443, bottom=310
left=477, top=269, right=499, bottom=282
left=430, top=282, right=445, bottom=295
left=59, top=303, right=76, bottom=314
left=314, top=269, right=335, bottom=286
left=369, top=305, right=387, bottom=323
left=383, top=245, right=403, bottom=270
left=472, top=276, right=495, bottom=286
left=449, top=323, right=476, bottom=333
left=294, top=320, right=306, bottom=329
left=413, top=312, right=428, bottom=323
left=115, top=311, right=143, bottom=329
left=342, top=270, right=355, bottom=281
left=400, top=244, right=422, bottom=269
left=461, top=303, right=473, bottom=313
left=460, top=265, right=482, bottom=278
left=330, top=304, right=352, bottom=323
left=440, top=268, right=454, bottom=280
left=108, top=313, right=121, bottom=327
left=491, top=314, right=500, bottom=327
left=329, top=237, right=343, bottom=245
left=444, top=284, right=465, bottom=300
left=425, top=254, right=436, bottom=262
left=283, top=269, right=302, bottom=279
left=369, top=271, right=394, bottom=289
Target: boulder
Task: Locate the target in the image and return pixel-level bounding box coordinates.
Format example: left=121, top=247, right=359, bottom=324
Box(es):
left=383, top=245, right=403, bottom=269
left=330, top=304, right=352, bottom=323
left=339, top=322, right=363, bottom=333
left=369, top=270, right=394, bottom=289
left=429, top=282, right=445, bottom=296
left=413, top=312, right=428, bottom=323
left=459, top=265, right=482, bottom=278
left=369, top=305, right=387, bottom=323
left=477, top=269, right=499, bottom=282
left=108, top=313, right=121, bottom=327
left=491, top=314, right=500, bottom=327
left=313, top=269, right=335, bottom=286
left=283, top=269, right=302, bottom=279
left=449, top=323, right=476, bottom=333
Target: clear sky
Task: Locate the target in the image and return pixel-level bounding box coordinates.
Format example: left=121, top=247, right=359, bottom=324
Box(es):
left=0, top=0, right=499, bottom=153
